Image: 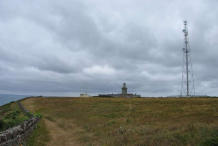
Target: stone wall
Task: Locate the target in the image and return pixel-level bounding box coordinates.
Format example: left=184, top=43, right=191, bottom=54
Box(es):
left=17, top=101, right=33, bottom=118
left=0, top=101, right=40, bottom=146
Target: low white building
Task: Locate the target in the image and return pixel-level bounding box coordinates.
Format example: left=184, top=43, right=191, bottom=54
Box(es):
left=80, top=93, right=90, bottom=97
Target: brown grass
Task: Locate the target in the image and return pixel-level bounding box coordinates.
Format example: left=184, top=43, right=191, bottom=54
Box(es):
left=22, top=97, right=218, bottom=146
left=44, top=118, right=81, bottom=146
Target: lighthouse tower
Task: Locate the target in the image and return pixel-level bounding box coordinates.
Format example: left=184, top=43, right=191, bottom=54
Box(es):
left=122, top=83, right=127, bottom=95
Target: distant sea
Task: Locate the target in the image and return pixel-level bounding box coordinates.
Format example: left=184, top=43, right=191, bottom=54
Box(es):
left=0, top=94, right=30, bottom=106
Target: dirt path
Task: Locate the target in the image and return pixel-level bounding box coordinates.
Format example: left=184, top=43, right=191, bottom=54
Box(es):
left=22, top=98, right=81, bottom=146
left=45, top=119, right=80, bottom=146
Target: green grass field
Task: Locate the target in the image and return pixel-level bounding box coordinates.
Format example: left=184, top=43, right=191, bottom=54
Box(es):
left=22, top=97, right=218, bottom=146
left=0, top=102, right=29, bottom=131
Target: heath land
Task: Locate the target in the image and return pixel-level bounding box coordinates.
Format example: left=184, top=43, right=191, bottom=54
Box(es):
left=20, top=97, right=218, bottom=146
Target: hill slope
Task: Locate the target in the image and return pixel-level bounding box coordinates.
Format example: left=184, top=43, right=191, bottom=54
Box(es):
left=0, top=102, right=29, bottom=131
left=22, top=97, right=218, bottom=146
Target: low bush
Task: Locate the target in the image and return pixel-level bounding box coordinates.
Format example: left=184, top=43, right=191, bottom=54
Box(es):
left=0, top=103, right=28, bottom=131
left=201, top=130, right=218, bottom=146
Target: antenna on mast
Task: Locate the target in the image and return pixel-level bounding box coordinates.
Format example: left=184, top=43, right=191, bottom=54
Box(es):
left=181, top=21, right=195, bottom=97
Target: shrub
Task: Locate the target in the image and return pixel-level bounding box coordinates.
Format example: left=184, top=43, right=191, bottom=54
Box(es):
left=201, top=130, right=218, bottom=146
left=34, top=112, right=42, bottom=118
left=0, top=120, right=5, bottom=130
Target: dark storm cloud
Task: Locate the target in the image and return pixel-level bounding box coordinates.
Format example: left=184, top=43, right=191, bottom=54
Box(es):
left=0, top=0, right=218, bottom=96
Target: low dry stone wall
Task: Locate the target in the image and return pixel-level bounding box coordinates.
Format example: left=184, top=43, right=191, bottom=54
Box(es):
left=17, top=102, right=33, bottom=118
left=0, top=101, right=40, bottom=146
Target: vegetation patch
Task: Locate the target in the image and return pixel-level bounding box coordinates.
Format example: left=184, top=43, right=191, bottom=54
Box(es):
left=0, top=102, right=28, bottom=131
left=200, top=129, right=218, bottom=146
left=26, top=119, right=50, bottom=146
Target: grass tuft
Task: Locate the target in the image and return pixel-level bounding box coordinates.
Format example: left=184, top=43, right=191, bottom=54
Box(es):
left=26, top=119, right=50, bottom=146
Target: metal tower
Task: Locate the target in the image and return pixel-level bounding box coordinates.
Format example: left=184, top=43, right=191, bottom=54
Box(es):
left=181, top=21, right=195, bottom=96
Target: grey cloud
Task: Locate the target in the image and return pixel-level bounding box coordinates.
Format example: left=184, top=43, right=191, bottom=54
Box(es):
left=0, top=0, right=218, bottom=96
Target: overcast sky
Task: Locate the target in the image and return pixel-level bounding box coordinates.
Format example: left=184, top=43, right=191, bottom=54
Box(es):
left=0, top=0, right=218, bottom=97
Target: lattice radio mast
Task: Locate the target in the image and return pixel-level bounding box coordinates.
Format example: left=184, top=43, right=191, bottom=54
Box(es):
left=181, top=21, right=195, bottom=96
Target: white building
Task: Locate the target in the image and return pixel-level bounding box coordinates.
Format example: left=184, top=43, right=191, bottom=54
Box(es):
left=80, top=93, right=90, bottom=97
